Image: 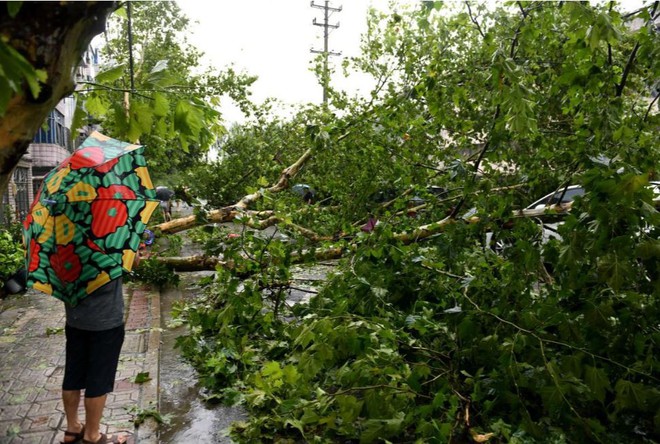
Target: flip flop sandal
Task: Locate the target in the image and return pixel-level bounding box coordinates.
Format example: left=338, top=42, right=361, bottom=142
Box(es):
left=82, top=433, right=131, bottom=444
left=60, top=424, right=85, bottom=444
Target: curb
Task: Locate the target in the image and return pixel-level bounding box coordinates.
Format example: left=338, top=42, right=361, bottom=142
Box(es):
left=133, top=286, right=161, bottom=444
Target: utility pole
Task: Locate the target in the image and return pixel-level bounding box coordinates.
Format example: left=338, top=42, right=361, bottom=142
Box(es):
left=311, top=0, right=342, bottom=106
left=125, top=1, right=135, bottom=120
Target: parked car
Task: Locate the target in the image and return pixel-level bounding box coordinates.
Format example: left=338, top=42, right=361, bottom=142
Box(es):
left=490, top=181, right=660, bottom=249
left=526, top=185, right=585, bottom=210
left=523, top=185, right=586, bottom=244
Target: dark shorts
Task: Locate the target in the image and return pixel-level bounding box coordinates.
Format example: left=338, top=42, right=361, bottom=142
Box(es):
left=63, top=324, right=125, bottom=398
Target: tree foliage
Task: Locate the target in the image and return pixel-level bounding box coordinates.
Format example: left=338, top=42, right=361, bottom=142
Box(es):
left=73, top=1, right=257, bottom=184
left=0, top=1, right=256, bottom=192
left=171, top=2, right=660, bottom=443
left=2, top=0, right=659, bottom=442
left=0, top=1, right=117, bottom=194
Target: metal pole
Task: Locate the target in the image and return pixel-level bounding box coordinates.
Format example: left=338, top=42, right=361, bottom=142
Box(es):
left=323, top=1, right=329, bottom=105
left=311, top=1, right=342, bottom=106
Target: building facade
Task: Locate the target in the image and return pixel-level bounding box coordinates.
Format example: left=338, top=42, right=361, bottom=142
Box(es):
left=1, top=102, right=76, bottom=225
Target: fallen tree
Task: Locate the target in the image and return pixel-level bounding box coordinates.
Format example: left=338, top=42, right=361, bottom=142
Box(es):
left=155, top=207, right=570, bottom=271
left=150, top=3, right=660, bottom=443
left=151, top=151, right=580, bottom=272
left=154, top=148, right=312, bottom=234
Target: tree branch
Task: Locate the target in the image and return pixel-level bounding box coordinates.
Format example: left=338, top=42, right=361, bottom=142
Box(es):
left=464, top=2, right=485, bottom=39
left=461, top=291, right=658, bottom=381
left=616, top=1, right=659, bottom=97
left=153, top=146, right=313, bottom=234
left=448, top=105, right=501, bottom=218
left=643, top=93, right=659, bottom=122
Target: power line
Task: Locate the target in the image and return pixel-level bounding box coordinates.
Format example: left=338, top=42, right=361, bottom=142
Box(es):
left=311, top=0, right=342, bottom=106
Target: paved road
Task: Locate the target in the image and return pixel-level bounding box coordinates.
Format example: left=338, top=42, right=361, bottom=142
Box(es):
left=0, top=284, right=161, bottom=444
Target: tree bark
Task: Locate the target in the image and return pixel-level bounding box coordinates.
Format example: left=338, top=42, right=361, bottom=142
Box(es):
left=154, top=204, right=578, bottom=271
left=0, top=2, right=117, bottom=194
left=154, top=148, right=313, bottom=234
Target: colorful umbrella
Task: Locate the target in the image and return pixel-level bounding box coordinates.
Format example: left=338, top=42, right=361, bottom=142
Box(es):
left=22, top=131, right=159, bottom=306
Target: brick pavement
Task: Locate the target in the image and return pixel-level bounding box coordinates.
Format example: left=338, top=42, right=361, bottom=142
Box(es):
left=0, top=284, right=161, bottom=444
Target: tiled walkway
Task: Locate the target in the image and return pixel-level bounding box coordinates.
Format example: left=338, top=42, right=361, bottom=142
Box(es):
left=0, top=284, right=161, bottom=444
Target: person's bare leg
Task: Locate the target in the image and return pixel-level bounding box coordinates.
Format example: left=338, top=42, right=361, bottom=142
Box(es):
left=82, top=394, right=105, bottom=442
left=62, top=389, right=83, bottom=442
left=82, top=394, right=128, bottom=443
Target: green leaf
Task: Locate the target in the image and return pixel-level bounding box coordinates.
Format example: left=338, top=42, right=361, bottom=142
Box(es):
left=146, top=60, right=171, bottom=86
left=0, top=37, right=44, bottom=106
left=336, top=394, right=363, bottom=423
left=361, top=413, right=405, bottom=444
left=597, top=253, right=629, bottom=291
left=7, top=2, right=22, bottom=18
left=636, top=239, right=660, bottom=260
left=262, top=361, right=283, bottom=380
left=257, top=176, right=269, bottom=187
left=153, top=92, right=169, bottom=117
left=113, top=6, right=127, bottom=19
left=282, top=364, right=299, bottom=385
left=95, top=64, right=126, bottom=83
left=584, top=366, right=611, bottom=403
left=540, top=384, right=564, bottom=416
left=174, top=100, right=204, bottom=137
left=84, top=94, right=109, bottom=118
left=45, top=326, right=64, bottom=336
left=613, top=379, right=646, bottom=412
left=132, top=101, right=154, bottom=134
left=71, top=99, right=88, bottom=136
left=284, top=418, right=305, bottom=435
left=134, top=372, right=152, bottom=384
left=111, top=102, right=129, bottom=135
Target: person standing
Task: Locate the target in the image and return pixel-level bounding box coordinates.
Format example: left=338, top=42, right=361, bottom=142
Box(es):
left=19, top=132, right=157, bottom=444
left=159, top=199, right=172, bottom=222
left=59, top=254, right=141, bottom=444
left=155, top=186, right=174, bottom=222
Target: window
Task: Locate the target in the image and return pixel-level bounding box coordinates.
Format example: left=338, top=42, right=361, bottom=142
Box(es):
left=0, top=188, right=9, bottom=225
left=13, top=167, right=31, bottom=222
left=527, top=187, right=586, bottom=209
left=33, top=109, right=73, bottom=152
left=33, top=179, right=43, bottom=198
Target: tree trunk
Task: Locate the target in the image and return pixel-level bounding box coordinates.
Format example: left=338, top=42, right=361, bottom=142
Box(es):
left=154, top=205, right=577, bottom=271
left=0, top=2, right=117, bottom=195
left=154, top=148, right=313, bottom=235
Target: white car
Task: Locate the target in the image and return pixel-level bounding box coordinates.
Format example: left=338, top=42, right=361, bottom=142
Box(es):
left=525, top=185, right=586, bottom=244
left=492, top=181, right=660, bottom=248
left=526, top=185, right=586, bottom=210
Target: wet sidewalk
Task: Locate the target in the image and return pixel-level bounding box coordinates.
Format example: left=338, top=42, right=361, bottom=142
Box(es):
left=0, top=283, right=161, bottom=444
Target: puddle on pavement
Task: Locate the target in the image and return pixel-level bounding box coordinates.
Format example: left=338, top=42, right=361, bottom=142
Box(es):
left=155, top=225, right=333, bottom=443
left=158, top=271, right=245, bottom=444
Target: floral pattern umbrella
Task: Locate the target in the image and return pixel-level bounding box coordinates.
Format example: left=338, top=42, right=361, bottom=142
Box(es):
left=22, top=131, right=159, bottom=306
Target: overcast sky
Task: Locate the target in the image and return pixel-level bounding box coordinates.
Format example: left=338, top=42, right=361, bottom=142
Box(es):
left=174, top=1, right=651, bottom=124
left=176, top=0, right=415, bottom=124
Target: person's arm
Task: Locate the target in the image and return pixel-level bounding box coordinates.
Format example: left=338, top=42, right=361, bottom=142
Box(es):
left=134, top=241, right=150, bottom=269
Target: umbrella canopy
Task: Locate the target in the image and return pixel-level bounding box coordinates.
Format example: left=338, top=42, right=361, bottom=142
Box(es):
left=291, top=184, right=313, bottom=196
left=22, top=131, right=159, bottom=306
left=291, top=183, right=315, bottom=202
left=155, top=186, right=175, bottom=201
